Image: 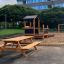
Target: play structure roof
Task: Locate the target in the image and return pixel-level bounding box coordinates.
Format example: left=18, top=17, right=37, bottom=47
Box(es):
left=23, top=15, right=37, bottom=19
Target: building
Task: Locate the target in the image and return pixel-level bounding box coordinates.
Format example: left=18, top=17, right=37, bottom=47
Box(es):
left=17, top=0, right=64, bottom=10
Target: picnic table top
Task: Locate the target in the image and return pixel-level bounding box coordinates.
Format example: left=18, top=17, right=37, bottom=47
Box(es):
left=2, top=36, right=33, bottom=42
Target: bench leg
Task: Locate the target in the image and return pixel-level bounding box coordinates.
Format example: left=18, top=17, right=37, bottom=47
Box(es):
left=22, top=52, right=28, bottom=57
left=0, top=47, right=4, bottom=56
left=21, top=50, right=28, bottom=57
left=34, top=46, right=37, bottom=50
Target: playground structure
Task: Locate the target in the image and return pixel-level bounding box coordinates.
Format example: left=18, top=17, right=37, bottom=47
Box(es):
left=42, top=24, right=49, bottom=34
left=23, top=15, right=40, bottom=35
left=23, top=15, right=49, bottom=38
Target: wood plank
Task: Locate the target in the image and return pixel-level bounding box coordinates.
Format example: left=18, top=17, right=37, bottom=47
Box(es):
left=0, top=44, right=4, bottom=47
left=22, top=41, right=41, bottom=49
left=44, top=34, right=48, bottom=38
left=2, top=36, right=33, bottom=42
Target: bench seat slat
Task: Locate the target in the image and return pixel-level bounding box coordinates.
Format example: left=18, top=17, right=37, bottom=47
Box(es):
left=22, top=41, right=40, bottom=49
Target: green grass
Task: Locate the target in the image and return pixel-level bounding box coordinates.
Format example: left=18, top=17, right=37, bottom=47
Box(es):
left=0, top=29, right=24, bottom=36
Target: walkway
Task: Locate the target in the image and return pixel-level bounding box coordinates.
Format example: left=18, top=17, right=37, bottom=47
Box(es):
left=0, top=46, right=64, bottom=64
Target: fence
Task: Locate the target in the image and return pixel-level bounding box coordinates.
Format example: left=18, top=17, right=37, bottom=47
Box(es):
left=0, top=22, right=22, bottom=29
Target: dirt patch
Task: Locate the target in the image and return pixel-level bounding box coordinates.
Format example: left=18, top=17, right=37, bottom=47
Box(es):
left=40, top=32, right=64, bottom=46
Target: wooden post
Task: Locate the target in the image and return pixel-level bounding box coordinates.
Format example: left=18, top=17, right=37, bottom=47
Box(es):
left=24, top=21, right=26, bottom=27
left=58, top=24, right=60, bottom=32
left=43, top=24, right=44, bottom=29
left=33, top=18, right=35, bottom=35
left=30, top=22, right=31, bottom=27
left=43, top=24, right=44, bottom=33
left=38, top=18, right=40, bottom=34
left=47, top=25, right=48, bottom=29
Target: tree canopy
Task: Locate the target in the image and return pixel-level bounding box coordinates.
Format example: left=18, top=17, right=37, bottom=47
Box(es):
left=39, top=7, right=64, bottom=28
left=1, top=5, right=64, bottom=29
left=0, top=5, right=39, bottom=22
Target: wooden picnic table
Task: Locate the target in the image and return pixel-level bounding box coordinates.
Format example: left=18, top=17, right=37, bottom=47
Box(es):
left=0, top=36, right=41, bottom=56
left=0, top=36, right=34, bottom=56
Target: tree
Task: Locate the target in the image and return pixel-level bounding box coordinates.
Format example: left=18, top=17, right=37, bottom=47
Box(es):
left=0, top=5, right=39, bottom=28
left=39, top=7, right=64, bottom=29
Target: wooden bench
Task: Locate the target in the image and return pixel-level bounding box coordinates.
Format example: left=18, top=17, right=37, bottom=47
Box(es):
left=20, top=41, right=41, bottom=56
left=22, top=41, right=40, bottom=50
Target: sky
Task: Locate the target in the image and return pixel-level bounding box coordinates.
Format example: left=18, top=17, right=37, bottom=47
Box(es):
left=0, top=0, right=17, bottom=7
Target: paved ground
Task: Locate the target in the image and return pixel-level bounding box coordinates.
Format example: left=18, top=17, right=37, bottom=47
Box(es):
left=0, top=46, right=64, bottom=64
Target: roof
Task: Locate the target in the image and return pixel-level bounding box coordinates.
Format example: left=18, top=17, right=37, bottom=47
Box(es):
left=23, top=15, right=37, bottom=19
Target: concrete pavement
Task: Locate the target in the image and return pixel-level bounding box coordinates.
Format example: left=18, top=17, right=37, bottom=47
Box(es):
left=0, top=46, right=64, bottom=64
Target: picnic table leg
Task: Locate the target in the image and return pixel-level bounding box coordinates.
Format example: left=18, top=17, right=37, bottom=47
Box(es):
left=25, top=38, right=33, bottom=44
left=0, top=42, right=7, bottom=56
left=0, top=47, right=4, bottom=56
left=3, top=42, right=7, bottom=47
left=34, top=46, right=37, bottom=50
left=30, top=38, right=33, bottom=43
left=1, top=42, right=7, bottom=51
left=22, top=52, right=27, bottom=57
left=17, top=41, right=28, bottom=57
